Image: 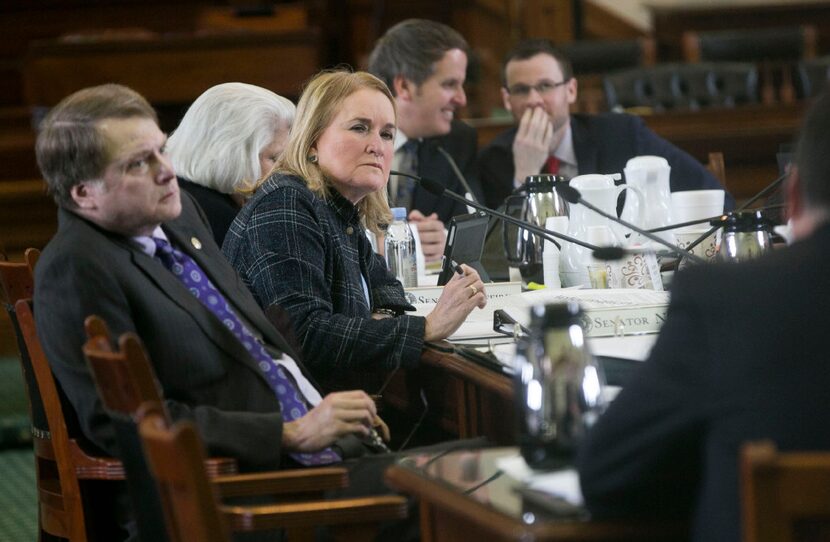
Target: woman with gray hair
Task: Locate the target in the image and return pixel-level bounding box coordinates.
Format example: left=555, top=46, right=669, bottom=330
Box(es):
left=167, top=82, right=295, bottom=245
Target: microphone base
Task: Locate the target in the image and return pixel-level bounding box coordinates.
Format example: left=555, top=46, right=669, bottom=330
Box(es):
left=518, top=262, right=544, bottom=285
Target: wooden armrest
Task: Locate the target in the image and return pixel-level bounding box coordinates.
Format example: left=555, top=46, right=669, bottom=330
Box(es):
left=67, top=440, right=235, bottom=481
left=69, top=440, right=125, bottom=480
left=204, top=457, right=238, bottom=477
left=214, top=467, right=349, bottom=498
left=223, top=495, right=408, bottom=531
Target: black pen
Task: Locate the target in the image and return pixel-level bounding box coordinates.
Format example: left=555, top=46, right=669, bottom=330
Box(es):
left=451, top=259, right=465, bottom=275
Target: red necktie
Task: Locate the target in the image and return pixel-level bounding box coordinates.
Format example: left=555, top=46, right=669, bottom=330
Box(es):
left=543, top=156, right=560, bottom=174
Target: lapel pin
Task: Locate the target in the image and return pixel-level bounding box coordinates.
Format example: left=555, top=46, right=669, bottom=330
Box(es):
left=191, top=237, right=202, bottom=250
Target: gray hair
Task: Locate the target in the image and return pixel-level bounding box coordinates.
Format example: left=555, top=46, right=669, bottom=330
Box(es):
left=167, top=82, right=295, bottom=194
left=368, top=19, right=468, bottom=94
left=36, top=84, right=157, bottom=209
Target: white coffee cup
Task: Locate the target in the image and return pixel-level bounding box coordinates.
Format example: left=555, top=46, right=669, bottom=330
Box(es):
left=674, top=227, right=719, bottom=266
left=671, top=190, right=725, bottom=232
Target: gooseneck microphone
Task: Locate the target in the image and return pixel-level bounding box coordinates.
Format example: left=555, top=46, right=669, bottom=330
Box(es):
left=592, top=246, right=684, bottom=261
left=389, top=170, right=601, bottom=251
left=682, top=171, right=790, bottom=253
left=436, top=145, right=480, bottom=204
left=556, top=184, right=706, bottom=264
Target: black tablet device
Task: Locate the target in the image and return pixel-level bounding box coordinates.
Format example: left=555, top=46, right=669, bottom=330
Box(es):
left=437, top=211, right=491, bottom=285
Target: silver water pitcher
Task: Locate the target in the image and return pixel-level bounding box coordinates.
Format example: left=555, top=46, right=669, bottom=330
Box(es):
left=502, top=175, right=569, bottom=282
left=716, top=211, right=773, bottom=263
left=515, top=302, right=607, bottom=469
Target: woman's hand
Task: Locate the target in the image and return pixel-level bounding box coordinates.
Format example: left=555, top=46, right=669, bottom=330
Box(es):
left=424, top=264, right=487, bottom=342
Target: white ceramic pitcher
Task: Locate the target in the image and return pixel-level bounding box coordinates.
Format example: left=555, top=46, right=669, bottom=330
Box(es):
left=560, top=174, right=645, bottom=287
left=621, top=155, right=675, bottom=245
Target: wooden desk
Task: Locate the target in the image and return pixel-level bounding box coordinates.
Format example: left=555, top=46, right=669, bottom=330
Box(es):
left=385, top=343, right=640, bottom=446
left=23, top=29, right=321, bottom=106
left=383, top=343, right=517, bottom=445
left=385, top=447, right=686, bottom=542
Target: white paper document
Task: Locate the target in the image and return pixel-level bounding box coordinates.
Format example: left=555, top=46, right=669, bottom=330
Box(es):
left=496, top=453, right=584, bottom=506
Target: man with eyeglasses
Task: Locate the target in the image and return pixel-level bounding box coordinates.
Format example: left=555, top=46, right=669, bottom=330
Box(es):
left=478, top=39, right=732, bottom=210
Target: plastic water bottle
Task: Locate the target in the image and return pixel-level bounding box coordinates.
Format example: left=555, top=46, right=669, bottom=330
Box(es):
left=385, top=207, right=417, bottom=287
left=543, top=216, right=569, bottom=289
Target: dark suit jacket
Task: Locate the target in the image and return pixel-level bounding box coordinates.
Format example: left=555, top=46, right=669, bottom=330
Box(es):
left=477, top=113, right=735, bottom=210
left=577, top=223, right=830, bottom=542
left=35, top=192, right=310, bottom=471
left=411, top=119, right=482, bottom=223
left=178, top=177, right=239, bottom=247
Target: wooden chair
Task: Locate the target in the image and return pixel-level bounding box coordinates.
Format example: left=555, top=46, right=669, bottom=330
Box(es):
left=13, top=298, right=125, bottom=541
left=138, top=404, right=407, bottom=542
left=83, top=318, right=409, bottom=541
left=682, top=26, right=817, bottom=105
left=603, top=62, right=758, bottom=113
left=741, top=440, right=830, bottom=542
left=1, top=249, right=126, bottom=541
left=558, top=37, right=657, bottom=113
left=560, top=37, right=657, bottom=76
left=706, top=151, right=728, bottom=190
left=682, top=26, right=817, bottom=65
left=796, top=55, right=830, bottom=99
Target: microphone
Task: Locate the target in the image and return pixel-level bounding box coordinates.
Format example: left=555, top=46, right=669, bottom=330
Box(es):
left=389, top=170, right=601, bottom=251
left=648, top=214, right=727, bottom=233
left=682, top=171, right=789, bottom=253
left=436, top=145, right=480, bottom=204
left=556, top=184, right=706, bottom=265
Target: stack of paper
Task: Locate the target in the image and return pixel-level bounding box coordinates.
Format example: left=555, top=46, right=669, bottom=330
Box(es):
left=498, top=288, right=670, bottom=338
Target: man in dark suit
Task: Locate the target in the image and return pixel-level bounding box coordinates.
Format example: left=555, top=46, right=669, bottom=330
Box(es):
left=32, top=85, right=416, bottom=539
left=478, top=39, right=734, bottom=210
left=369, top=19, right=481, bottom=261
left=576, top=93, right=830, bottom=542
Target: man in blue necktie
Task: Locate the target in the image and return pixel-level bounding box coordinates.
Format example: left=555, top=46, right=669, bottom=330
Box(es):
left=32, top=84, right=420, bottom=540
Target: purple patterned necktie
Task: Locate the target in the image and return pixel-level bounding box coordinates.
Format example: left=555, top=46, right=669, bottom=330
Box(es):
left=153, top=238, right=340, bottom=465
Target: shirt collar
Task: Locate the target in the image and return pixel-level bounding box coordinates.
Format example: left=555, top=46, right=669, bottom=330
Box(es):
left=393, top=130, right=409, bottom=153
left=327, top=188, right=361, bottom=226
left=132, top=226, right=168, bottom=257
left=394, top=130, right=423, bottom=153
left=553, top=123, right=576, bottom=167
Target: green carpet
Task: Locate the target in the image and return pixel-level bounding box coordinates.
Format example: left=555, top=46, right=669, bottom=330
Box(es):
left=0, top=448, right=37, bottom=541
left=0, top=356, right=31, bottom=449
left=0, top=355, right=38, bottom=540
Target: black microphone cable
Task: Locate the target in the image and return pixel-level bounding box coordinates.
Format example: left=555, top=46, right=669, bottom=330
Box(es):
left=463, top=469, right=504, bottom=495
left=436, top=145, right=480, bottom=205
left=556, top=184, right=706, bottom=264
left=389, top=170, right=599, bottom=252
left=683, top=172, right=789, bottom=253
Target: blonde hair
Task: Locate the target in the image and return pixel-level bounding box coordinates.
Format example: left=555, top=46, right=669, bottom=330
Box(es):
left=273, top=70, right=394, bottom=234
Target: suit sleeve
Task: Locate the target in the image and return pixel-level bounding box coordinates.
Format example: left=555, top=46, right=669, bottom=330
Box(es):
left=456, top=122, right=485, bottom=206
left=576, top=271, right=716, bottom=517
left=477, top=133, right=517, bottom=210
left=35, top=237, right=285, bottom=472
left=632, top=116, right=736, bottom=210
left=232, top=186, right=425, bottom=378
